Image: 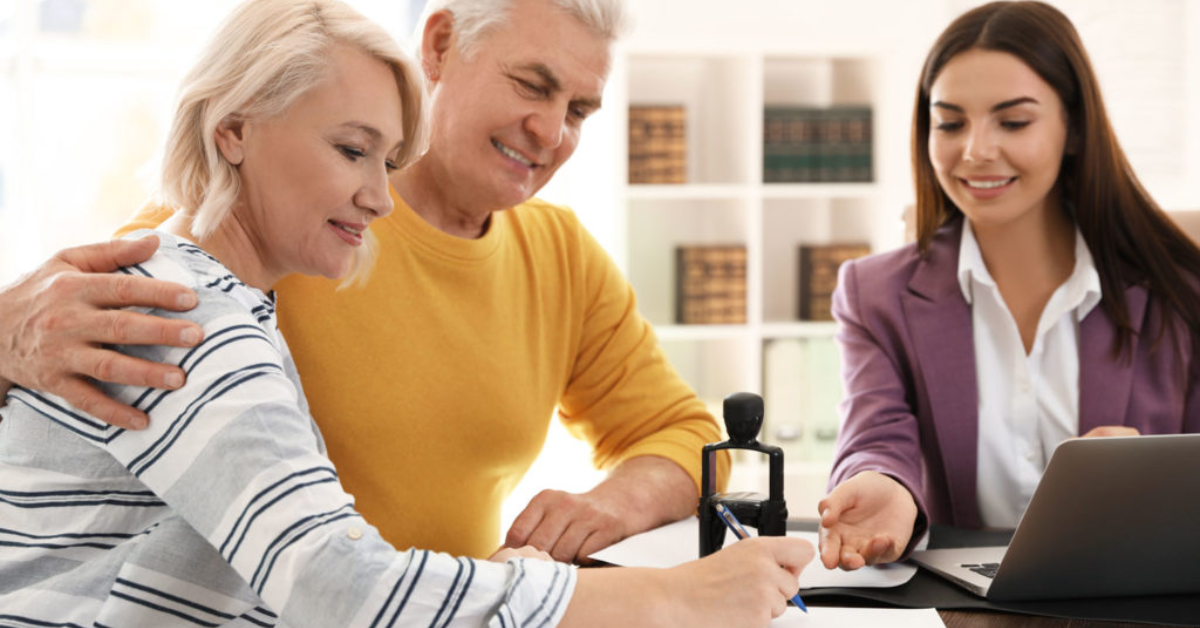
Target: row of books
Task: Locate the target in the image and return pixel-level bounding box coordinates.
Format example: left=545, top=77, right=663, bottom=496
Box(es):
left=628, top=104, right=874, bottom=185
left=764, top=106, right=873, bottom=183
left=674, top=243, right=869, bottom=324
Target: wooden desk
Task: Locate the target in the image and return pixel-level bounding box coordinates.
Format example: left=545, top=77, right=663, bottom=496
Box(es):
left=939, top=610, right=1158, bottom=627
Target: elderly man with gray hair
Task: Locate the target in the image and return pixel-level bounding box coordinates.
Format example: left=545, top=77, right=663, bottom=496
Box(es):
left=0, top=0, right=731, bottom=567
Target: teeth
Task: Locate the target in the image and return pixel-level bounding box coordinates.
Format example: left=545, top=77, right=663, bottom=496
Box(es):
left=965, top=178, right=1013, bottom=189
left=332, top=221, right=361, bottom=235
left=493, top=140, right=534, bottom=167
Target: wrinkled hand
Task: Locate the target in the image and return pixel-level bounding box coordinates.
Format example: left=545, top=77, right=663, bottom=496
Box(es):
left=0, top=235, right=202, bottom=429
left=1079, top=426, right=1140, bottom=438
left=667, top=537, right=813, bottom=627
left=504, top=489, right=629, bottom=564
left=818, top=471, right=918, bottom=571
left=488, top=545, right=554, bottom=563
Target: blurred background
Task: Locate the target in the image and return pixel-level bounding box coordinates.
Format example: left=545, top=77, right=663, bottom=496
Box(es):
left=1, top=0, right=1197, bottom=540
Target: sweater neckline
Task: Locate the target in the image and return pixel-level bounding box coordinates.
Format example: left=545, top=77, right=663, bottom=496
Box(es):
left=381, top=186, right=505, bottom=263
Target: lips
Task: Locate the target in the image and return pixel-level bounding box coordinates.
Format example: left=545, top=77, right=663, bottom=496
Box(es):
left=328, top=220, right=366, bottom=246
left=492, top=139, right=537, bottom=168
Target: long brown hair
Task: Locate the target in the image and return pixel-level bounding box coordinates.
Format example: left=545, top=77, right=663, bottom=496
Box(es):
left=912, top=0, right=1200, bottom=355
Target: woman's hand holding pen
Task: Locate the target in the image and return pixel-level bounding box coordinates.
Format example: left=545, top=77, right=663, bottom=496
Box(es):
left=564, top=536, right=813, bottom=628
left=664, top=537, right=813, bottom=627
left=818, top=471, right=918, bottom=571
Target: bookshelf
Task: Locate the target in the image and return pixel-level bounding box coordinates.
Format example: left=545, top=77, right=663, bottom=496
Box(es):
left=610, top=47, right=904, bottom=514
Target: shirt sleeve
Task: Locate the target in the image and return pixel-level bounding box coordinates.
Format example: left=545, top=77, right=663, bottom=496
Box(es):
left=557, top=225, right=729, bottom=496
left=43, top=299, right=576, bottom=627
left=828, top=259, right=929, bottom=551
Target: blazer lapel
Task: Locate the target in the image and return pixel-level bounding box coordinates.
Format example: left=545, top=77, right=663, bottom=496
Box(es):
left=1078, top=284, right=1148, bottom=434
left=902, top=220, right=981, bottom=527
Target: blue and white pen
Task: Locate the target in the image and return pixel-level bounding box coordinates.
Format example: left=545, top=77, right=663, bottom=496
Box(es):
left=713, top=502, right=808, bottom=613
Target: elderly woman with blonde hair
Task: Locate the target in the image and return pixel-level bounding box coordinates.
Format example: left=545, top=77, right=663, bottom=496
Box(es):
left=0, top=1, right=813, bottom=626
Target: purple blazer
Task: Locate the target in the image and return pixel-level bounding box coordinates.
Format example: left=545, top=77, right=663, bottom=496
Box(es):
left=828, top=217, right=1200, bottom=545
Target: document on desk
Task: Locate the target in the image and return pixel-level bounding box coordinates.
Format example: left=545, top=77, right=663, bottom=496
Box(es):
left=770, top=606, right=944, bottom=627
left=589, top=518, right=917, bottom=589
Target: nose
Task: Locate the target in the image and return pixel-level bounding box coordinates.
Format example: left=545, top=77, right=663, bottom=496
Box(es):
left=355, top=163, right=395, bottom=219
left=963, top=123, right=998, bottom=163
left=524, top=101, right=567, bottom=150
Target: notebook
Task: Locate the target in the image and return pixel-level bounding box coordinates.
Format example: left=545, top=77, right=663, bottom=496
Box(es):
left=909, top=433, right=1200, bottom=601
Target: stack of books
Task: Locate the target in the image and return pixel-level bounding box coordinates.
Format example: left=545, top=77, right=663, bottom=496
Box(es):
left=629, top=105, right=687, bottom=184
left=798, top=243, right=871, bottom=321
left=675, top=245, right=747, bottom=324
left=763, top=106, right=872, bottom=183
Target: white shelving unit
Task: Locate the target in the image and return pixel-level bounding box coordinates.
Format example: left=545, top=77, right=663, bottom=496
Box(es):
left=611, top=46, right=901, bottom=515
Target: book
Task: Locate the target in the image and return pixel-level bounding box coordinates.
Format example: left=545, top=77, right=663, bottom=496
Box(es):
left=798, top=243, right=870, bottom=321
left=675, top=244, right=746, bottom=324
left=763, top=106, right=872, bottom=183
left=629, top=105, right=686, bottom=184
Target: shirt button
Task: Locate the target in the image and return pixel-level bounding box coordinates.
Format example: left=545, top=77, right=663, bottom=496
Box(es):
left=1025, top=450, right=1037, bottom=462
left=347, top=526, right=363, bottom=541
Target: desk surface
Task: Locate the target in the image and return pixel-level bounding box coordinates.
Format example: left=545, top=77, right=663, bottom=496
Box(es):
left=939, top=610, right=1160, bottom=627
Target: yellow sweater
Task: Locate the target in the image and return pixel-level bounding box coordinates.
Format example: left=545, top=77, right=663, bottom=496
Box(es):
left=123, top=190, right=728, bottom=558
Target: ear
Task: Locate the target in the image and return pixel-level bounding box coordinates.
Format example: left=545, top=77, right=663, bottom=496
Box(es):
left=421, top=10, right=456, bottom=83
left=215, top=115, right=247, bottom=166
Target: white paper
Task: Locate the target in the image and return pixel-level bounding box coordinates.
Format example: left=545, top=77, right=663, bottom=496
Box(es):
left=589, top=517, right=917, bottom=589
left=771, top=606, right=944, bottom=627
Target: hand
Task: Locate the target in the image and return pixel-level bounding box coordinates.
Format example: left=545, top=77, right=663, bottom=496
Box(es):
left=504, top=456, right=696, bottom=564
left=663, top=537, right=814, bottom=627
left=0, top=235, right=203, bottom=429
left=488, top=545, right=554, bottom=563
left=1079, top=426, right=1140, bottom=438
left=504, top=488, right=629, bottom=565
left=818, top=471, right=918, bottom=571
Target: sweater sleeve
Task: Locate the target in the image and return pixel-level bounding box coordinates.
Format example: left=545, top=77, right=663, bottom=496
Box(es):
left=12, top=294, right=575, bottom=627
left=828, top=259, right=929, bottom=551
left=557, top=225, right=729, bottom=497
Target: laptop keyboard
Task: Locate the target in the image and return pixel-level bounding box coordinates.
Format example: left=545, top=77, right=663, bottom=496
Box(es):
left=960, top=562, right=1000, bottom=579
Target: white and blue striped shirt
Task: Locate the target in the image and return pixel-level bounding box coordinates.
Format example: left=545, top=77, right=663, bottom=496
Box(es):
left=0, top=231, right=575, bottom=627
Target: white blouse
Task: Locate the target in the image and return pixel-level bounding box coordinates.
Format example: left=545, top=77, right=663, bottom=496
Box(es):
left=957, top=219, right=1102, bottom=528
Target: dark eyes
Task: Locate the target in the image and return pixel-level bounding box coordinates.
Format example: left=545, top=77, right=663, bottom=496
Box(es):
left=932, top=120, right=1031, bottom=132
left=515, top=78, right=549, bottom=97
left=339, top=145, right=398, bottom=171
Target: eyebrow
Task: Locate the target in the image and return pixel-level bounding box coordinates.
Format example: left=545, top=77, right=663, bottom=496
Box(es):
left=931, top=96, right=1040, bottom=113
left=514, top=62, right=603, bottom=111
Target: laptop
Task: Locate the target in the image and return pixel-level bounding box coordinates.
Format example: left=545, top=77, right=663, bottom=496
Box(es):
left=909, top=433, right=1200, bottom=601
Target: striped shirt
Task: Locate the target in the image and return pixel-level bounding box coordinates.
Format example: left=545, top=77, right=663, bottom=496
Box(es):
left=0, top=231, right=576, bottom=627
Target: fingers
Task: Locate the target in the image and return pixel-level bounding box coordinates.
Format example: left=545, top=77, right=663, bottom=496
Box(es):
left=55, top=235, right=160, bottom=274
left=550, top=520, right=601, bottom=564
left=69, top=346, right=187, bottom=391
left=818, top=523, right=843, bottom=569
left=1080, top=425, right=1140, bottom=438
left=860, top=534, right=899, bottom=566
left=504, top=493, right=549, bottom=549
left=93, top=310, right=202, bottom=348
left=75, top=272, right=199, bottom=312
left=53, top=377, right=148, bottom=430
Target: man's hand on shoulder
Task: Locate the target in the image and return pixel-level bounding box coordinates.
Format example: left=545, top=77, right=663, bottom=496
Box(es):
left=0, top=235, right=203, bottom=429
left=503, top=456, right=696, bottom=564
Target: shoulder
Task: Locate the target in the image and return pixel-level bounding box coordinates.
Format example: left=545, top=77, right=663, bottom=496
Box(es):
left=840, top=241, right=924, bottom=297
left=124, top=230, right=273, bottom=331
left=504, top=197, right=603, bottom=256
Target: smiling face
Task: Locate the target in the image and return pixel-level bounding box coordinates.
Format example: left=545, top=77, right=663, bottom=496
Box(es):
left=415, top=0, right=611, bottom=216
left=928, top=48, right=1070, bottom=234
left=223, top=44, right=405, bottom=286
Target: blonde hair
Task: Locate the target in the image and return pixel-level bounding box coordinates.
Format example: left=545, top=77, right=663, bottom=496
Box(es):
left=417, top=0, right=628, bottom=59
left=160, top=0, right=429, bottom=287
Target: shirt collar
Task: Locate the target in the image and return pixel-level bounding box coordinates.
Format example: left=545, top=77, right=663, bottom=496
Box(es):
left=956, top=217, right=1102, bottom=318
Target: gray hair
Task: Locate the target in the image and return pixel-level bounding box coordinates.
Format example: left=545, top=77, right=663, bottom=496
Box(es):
left=416, top=0, right=629, bottom=58
left=160, top=0, right=429, bottom=286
